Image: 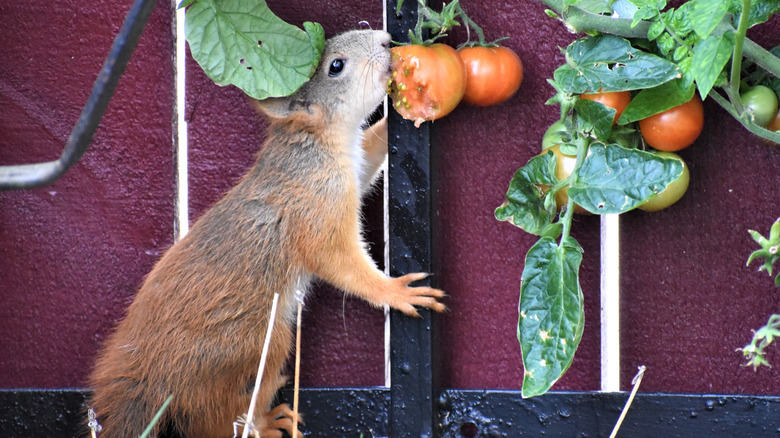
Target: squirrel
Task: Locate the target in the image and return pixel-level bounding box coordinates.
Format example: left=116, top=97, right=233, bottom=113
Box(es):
left=88, top=29, right=446, bottom=438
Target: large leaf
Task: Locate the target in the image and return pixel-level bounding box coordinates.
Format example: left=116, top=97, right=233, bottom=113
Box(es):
left=619, top=79, right=695, bottom=123
left=519, top=236, right=584, bottom=398
left=495, top=153, right=561, bottom=237
left=553, top=35, right=680, bottom=93
left=569, top=144, right=683, bottom=214
left=185, top=0, right=325, bottom=99
left=692, top=32, right=733, bottom=99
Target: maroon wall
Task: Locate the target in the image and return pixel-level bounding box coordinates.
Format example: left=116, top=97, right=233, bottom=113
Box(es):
left=0, top=1, right=175, bottom=388
left=1, top=0, right=780, bottom=399
left=434, top=2, right=602, bottom=391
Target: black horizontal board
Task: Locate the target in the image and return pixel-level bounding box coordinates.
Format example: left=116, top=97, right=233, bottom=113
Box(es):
left=440, top=390, right=780, bottom=437
left=4, top=389, right=780, bottom=437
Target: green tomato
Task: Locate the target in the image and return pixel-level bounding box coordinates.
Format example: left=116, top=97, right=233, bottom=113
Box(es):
left=542, top=120, right=568, bottom=150
left=638, top=151, right=690, bottom=212
left=741, top=85, right=779, bottom=127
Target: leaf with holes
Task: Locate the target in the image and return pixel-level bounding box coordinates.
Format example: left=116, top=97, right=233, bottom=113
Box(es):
left=185, top=0, right=325, bottom=99
left=568, top=144, right=683, bottom=214
left=553, top=35, right=679, bottom=93
left=495, top=152, right=561, bottom=238
left=519, top=236, right=584, bottom=398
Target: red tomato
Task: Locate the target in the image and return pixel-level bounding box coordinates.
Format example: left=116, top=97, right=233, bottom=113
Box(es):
left=580, top=90, right=631, bottom=125
left=388, top=44, right=467, bottom=127
left=638, top=95, right=704, bottom=151
left=457, top=46, right=523, bottom=106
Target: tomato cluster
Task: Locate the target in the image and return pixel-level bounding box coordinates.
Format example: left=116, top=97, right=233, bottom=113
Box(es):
left=540, top=89, right=703, bottom=213
left=387, top=44, right=523, bottom=126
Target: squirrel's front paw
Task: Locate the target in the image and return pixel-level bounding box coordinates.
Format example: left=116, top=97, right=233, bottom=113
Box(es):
left=386, top=272, right=447, bottom=317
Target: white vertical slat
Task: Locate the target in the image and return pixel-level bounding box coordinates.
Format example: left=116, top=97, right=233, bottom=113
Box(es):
left=382, top=0, right=392, bottom=389
left=600, top=213, right=621, bottom=391
left=173, top=2, right=189, bottom=241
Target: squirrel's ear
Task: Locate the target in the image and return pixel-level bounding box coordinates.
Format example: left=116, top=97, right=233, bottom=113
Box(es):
left=252, top=96, right=317, bottom=120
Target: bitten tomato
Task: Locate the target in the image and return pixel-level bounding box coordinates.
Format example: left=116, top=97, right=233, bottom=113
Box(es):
left=457, top=46, right=523, bottom=106
left=638, top=95, right=704, bottom=151
left=638, top=151, right=690, bottom=212
left=741, top=85, right=779, bottom=127
left=540, top=144, right=589, bottom=214
left=580, top=90, right=631, bottom=125
left=388, top=44, right=467, bottom=127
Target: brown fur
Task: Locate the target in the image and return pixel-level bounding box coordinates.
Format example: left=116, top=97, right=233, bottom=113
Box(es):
left=89, top=30, right=445, bottom=438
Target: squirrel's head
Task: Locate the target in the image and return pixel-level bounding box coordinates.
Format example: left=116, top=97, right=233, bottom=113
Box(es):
left=256, top=30, right=391, bottom=129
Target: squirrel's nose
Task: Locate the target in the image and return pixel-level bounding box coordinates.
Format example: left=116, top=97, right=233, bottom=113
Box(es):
left=377, top=31, right=391, bottom=49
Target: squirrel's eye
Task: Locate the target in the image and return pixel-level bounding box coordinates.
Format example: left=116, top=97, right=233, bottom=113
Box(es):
left=328, top=59, right=346, bottom=77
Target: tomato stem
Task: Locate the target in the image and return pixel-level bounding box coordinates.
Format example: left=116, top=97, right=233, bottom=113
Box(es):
left=454, top=3, right=486, bottom=47
left=728, top=0, right=751, bottom=115
left=559, top=135, right=589, bottom=245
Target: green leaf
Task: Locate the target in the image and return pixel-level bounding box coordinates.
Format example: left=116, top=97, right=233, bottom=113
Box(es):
left=746, top=218, right=780, bottom=287
left=647, top=20, right=665, bottom=41
left=619, top=79, right=694, bottom=123
left=185, top=0, right=325, bottom=100
left=629, top=1, right=662, bottom=27
left=519, top=236, right=584, bottom=398
left=575, top=98, right=615, bottom=142
left=178, top=0, right=196, bottom=9
left=553, top=35, right=680, bottom=94
left=690, top=0, right=729, bottom=39
left=672, top=45, right=688, bottom=62
left=729, top=0, right=780, bottom=28
left=569, top=144, right=683, bottom=214
left=692, top=32, right=734, bottom=99
left=495, top=153, right=559, bottom=236
left=656, top=33, right=675, bottom=56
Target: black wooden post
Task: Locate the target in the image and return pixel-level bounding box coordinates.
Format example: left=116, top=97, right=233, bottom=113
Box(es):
left=386, top=1, right=440, bottom=437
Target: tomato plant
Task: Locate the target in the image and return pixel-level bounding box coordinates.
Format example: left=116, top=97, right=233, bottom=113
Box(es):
left=388, top=44, right=467, bottom=128
left=496, top=0, right=780, bottom=397
left=741, top=85, right=779, bottom=127
left=637, top=152, right=690, bottom=212
left=579, top=90, right=631, bottom=125
left=638, top=96, right=704, bottom=151
left=458, top=46, right=523, bottom=106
